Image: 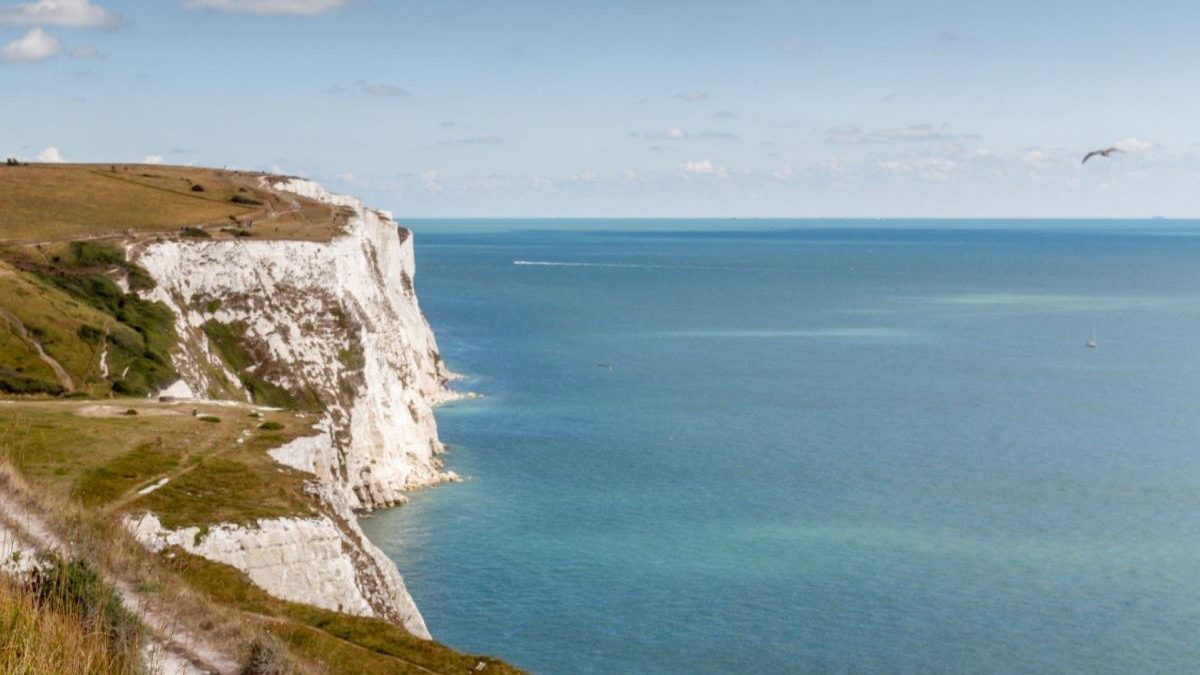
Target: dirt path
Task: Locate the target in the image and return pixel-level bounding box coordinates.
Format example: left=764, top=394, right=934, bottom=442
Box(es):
left=101, top=437, right=236, bottom=516
left=0, top=308, right=74, bottom=392
left=0, top=486, right=241, bottom=674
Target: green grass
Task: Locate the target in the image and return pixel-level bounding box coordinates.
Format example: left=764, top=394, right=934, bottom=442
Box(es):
left=137, top=455, right=313, bottom=529
left=71, top=442, right=179, bottom=506
left=0, top=241, right=180, bottom=398
left=166, top=551, right=524, bottom=675
left=1, top=401, right=312, bottom=528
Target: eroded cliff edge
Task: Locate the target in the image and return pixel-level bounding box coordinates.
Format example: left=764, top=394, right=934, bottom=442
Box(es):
left=126, top=178, right=456, bottom=639
left=136, top=177, right=457, bottom=510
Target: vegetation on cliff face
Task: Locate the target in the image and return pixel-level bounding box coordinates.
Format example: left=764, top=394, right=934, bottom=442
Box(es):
left=202, top=318, right=324, bottom=411
left=168, top=551, right=523, bottom=675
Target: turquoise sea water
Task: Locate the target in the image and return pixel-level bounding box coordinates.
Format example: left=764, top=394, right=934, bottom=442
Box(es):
left=362, top=222, right=1200, bottom=674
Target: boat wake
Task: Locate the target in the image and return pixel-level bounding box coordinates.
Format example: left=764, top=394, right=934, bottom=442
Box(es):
left=513, top=260, right=658, bottom=269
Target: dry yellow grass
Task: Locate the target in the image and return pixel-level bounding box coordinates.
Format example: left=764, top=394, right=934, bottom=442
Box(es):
left=0, top=163, right=350, bottom=244
left=0, top=579, right=130, bottom=675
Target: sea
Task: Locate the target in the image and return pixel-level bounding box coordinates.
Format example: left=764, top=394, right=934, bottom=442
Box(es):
left=361, top=220, right=1200, bottom=674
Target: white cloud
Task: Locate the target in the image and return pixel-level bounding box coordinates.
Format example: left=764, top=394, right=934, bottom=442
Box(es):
left=825, top=123, right=979, bottom=145
left=1022, top=150, right=1047, bottom=167
left=876, top=154, right=962, bottom=181
left=0, top=0, right=119, bottom=27
left=142, top=155, right=163, bottom=165
left=680, top=159, right=726, bottom=177
left=633, top=128, right=688, bottom=141
left=36, top=146, right=65, bottom=162
left=2, top=27, right=60, bottom=62
left=182, top=0, right=346, bottom=15
left=1114, top=138, right=1152, bottom=153
left=419, top=169, right=443, bottom=193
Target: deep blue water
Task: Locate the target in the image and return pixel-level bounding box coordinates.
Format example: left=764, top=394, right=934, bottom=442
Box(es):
left=362, top=222, right=1200, bottom=674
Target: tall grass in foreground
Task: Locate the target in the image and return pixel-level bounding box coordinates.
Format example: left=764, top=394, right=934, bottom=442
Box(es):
left=0, top=576, right=131, bottom=675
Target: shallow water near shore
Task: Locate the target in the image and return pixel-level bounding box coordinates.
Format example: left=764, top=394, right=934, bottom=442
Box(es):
left=362, top=221, right=1200, bottom=674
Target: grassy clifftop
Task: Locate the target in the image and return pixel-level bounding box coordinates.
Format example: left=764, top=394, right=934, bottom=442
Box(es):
left=0, top=163, right=348, bottom=243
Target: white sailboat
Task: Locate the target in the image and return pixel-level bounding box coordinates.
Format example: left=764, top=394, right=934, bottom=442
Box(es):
left=1086, top=323, right=1097, bottom=349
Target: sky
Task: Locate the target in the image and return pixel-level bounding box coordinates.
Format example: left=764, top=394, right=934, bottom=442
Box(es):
left=2, top=0, right=1199, bottom=218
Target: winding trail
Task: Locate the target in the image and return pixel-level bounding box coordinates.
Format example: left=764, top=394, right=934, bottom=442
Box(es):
left=0, top=487, right=238, bottom=674
left=0, top=308, right=74, bottom=392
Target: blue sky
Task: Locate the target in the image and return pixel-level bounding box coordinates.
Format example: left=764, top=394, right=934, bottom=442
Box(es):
left=2, top=0, right=1198, bottom=218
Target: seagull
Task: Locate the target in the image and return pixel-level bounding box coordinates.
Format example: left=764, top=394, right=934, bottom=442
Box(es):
left=1082, top=147, right=1124, bottom=164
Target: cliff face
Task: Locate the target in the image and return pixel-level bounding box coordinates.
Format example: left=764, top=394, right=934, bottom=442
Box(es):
left=127, top=178, right=454, bottom=639
left=134, top=178, right=457, bottom=510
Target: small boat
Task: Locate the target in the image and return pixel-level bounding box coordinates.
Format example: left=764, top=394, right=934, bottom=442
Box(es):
left=1087, top=324, right=1097, bottom=349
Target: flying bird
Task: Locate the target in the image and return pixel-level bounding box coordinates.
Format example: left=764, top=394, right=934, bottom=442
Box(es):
left=1082, top=147, right=1124, bottom=164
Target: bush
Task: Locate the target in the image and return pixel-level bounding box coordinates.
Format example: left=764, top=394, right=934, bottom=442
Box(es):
left=258, top=421, right=284, bottom=431
left=123, top=409, right=138, bottom=416
left=28, top=554, right=142, bottom=667
left=198, top=415, right=220, bottom=423
left=230, top=195, right=264, bottom=206
left=0, top=579, right=128, bottom=674
left=70, top=241, right=125, bottom=267
left=78, top=324, right=105, bottom=344
left=191, top=184, right=205, bottom=192
left=180, top=227, right=211, bottom=239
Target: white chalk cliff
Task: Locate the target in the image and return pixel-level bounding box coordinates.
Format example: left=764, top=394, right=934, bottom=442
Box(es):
left=126, top=178, right=457, bottom=639
left=135, top=177, right=457, bottom=509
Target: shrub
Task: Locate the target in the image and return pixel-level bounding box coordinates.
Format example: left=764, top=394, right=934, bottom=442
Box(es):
left=230, top=195, right=264, bottom=206
left=70, top=241, right=125, bottom=267
left=180, top=227, right=211, bottom=239
left=0, top=578, right=128, bottom=674
left=258, top=421, right=284, bottom=431
left=191, top=184, right=205, bottom=192
left=78, top=324, right=105, bottom=344
left=198, top=415, right=220, bottom=423
left=123, top=409, right=138, bottom=416
left=28, top=554, right=143, bottom=667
